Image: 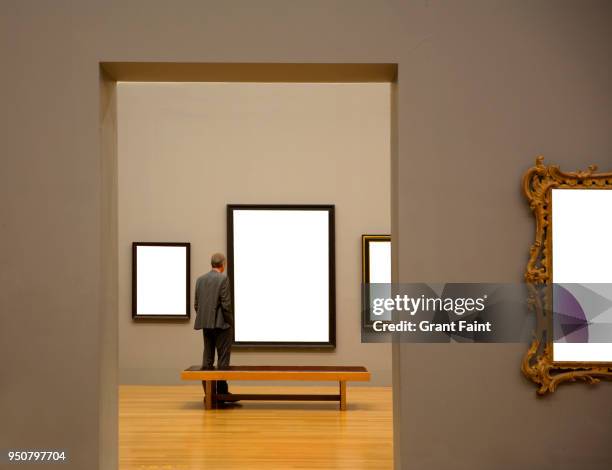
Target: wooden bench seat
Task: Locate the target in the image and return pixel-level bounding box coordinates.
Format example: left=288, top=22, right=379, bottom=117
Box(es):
left=181, top=365, right=371, bottom=410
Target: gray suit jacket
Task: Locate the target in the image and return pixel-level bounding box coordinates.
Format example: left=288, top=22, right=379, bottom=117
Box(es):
left=193, top=270, right=233, bottom=330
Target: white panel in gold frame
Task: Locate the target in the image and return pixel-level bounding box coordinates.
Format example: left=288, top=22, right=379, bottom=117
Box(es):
left=362, top=235, right=391, bottom=325
left=522, top=157, right=612, bottom=395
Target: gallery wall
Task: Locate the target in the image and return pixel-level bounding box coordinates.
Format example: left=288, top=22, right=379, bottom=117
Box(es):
left=2, top=1, right=612, bottom=470
left=117, top=82, right=391, bottom=385
left=392, top=2, right=612, bottom=470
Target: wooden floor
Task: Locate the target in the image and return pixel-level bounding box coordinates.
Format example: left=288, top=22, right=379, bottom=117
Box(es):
left=120, top=384, right=393, bottom=470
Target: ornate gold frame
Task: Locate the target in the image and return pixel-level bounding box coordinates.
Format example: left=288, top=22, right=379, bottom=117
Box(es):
left=522, top=156, right=612, bottom=395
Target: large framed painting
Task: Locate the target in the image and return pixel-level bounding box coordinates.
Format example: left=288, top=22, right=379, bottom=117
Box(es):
left=362, top=235, right=391, bottom=325
left=522, top=157, right=612, bottom=394
left=227, top=204, right=336, bottom=348
left=132, top=242, right=191, bottom=320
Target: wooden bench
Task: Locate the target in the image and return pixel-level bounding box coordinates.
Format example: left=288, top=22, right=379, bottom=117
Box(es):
left=181, top=365, right=371, bottom=410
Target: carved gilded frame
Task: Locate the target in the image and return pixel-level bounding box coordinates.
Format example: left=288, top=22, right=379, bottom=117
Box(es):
left=522, top=156, right=612, bottom=395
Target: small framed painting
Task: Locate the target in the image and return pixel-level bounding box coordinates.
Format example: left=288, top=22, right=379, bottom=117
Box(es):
left=362, top=235, right=391, bottom=325
left=132, top=242, right=191, bottom=320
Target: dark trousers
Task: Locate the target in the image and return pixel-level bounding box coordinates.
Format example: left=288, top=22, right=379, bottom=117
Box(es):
left=202, top=327, right=232, bottom=394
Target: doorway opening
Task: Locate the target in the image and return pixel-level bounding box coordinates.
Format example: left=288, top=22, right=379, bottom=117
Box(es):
left=100, top=62, right=398, bottom=469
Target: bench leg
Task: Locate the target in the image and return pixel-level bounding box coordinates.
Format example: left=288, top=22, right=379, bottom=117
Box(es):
left=339, top=381, right=347, bottom=411
left=212, top=380, right=218, bottom=408
left=204, top=380, right=213, bottom=410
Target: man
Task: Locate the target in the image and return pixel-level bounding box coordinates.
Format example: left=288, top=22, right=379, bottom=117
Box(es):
left=194, top=252, right=234, bottom=397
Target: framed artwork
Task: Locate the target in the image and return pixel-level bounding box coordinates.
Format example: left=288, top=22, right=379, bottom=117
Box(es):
left=362, top=235, right=391, bottom=325
left=132, top=242, right=190, bottom=320
left=227, top=204, right=336, bottom=348
left=522, top=157, right=612, bottom=394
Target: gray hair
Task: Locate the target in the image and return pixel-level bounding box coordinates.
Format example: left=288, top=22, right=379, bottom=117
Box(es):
left=211, top=252, right=226, bottom=268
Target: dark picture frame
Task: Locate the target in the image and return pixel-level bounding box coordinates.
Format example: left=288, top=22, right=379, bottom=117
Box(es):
left=362, top=234, right=391, bottom=327
left=227, top=204, right=336, bottom=348
left=132, top=242, right=191, bottom=321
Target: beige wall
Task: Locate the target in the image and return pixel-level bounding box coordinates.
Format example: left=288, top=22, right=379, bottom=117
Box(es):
left=117, top=82, right=391, bottom=385
left=2, top=2, right=612, bottom=470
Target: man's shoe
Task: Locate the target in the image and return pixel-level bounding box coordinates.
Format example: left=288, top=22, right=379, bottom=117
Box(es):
left=221, top=393, right=240, bottom=403
left=217, top=401, right=242, bottom=409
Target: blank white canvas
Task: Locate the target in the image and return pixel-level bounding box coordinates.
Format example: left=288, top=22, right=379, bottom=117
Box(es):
left=232, top=209, right=330, bottom=342
left=136, top=245, right=187, bottom=316
left=369, top=241, right=391, bottom=283
left=552, top=189, right=612, bottom=361
left=553, top=343, right=612, bottom=362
